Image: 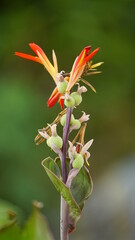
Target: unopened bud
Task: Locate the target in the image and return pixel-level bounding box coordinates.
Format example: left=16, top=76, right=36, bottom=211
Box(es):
left=57, top=79, right=68, bottom=94
left=70, top=92, right=82, bottom=106
left=64, top=96, right=75, bottom=108
left=48, top=136, right=63, bottom=149
left=72, top=154, right=84, bottom=169
left=71, top=119, right=81, bottom=130
left=60, top=114, right=75, bottom=126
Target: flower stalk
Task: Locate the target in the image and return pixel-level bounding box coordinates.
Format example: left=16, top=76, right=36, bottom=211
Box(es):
left=15, top=43, right=103, bottom=240
left=60, top=107, right=72, bottom=240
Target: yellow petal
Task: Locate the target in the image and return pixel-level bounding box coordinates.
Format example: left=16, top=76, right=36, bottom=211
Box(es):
left=91, top=62, right=104, bottom=69
left=37, top=50, right=56, bottom=83
left=52, top=50, right=58, bottom=74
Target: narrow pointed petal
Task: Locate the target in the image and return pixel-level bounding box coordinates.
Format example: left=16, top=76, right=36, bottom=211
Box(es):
left=15, top=52, right=42, bottom=64
left=91, top=62, right=104, bottom=69
left=66, top=46, right=99, bottom=92
left=29, top=43, right=46, bottom=56
left=30, top=43, right=56, bottom=71
left=59, top=97, right=64, bottom=109
left=48, top=91, right=61, bottom=108
left=80, top=139, right=94, bottom=155
left=49, top=86, right=58, bottom=99
left=52, top=49, right=58, bottom=73
left=83, top=48, right=100, bottom=65
left=37, top=50, right=56, bottom=82
left=75, top=46, right=91, bottom=67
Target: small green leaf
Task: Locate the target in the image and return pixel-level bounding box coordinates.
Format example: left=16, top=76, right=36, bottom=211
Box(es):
left=42, top=157, right=81, bottom=222
left=70, top=166, right=93, bottom=210
left=22, top=200, right=54, bottom=240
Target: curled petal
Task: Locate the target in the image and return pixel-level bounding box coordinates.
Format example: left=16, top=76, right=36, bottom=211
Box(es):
left=77, top=85, right=87, bottom=94
left=38, top=130, right=50, bottom=139
left=79, top=111, right=90, bottom=123
left=80, top=139, right=94, bottom=156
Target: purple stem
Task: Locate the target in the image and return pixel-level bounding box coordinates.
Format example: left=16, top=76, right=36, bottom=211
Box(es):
left=60, top=107, right=72, bottom=240
left=61, top=107, right=72, bottom=183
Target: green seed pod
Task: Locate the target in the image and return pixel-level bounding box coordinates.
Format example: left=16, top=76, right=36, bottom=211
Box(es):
left=47, top=136, right=63, bottom=149
left=57, top=80, right=68, bottom=94
left=72, top=154, right=84, bottom=169
left=60, top=114, right=75, bottom=126
left=72, top=119, right=81, bottom=129
left=64, top=96, right=75, bottom=108
left=71, top=92, right=82, bottom=106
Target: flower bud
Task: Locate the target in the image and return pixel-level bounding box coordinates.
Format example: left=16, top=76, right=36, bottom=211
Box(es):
left=71, top=119, right=81, bottom=130
left=57, top=80, right=68, bottom=94
left=64, top=96, right=75, bottom=108
left=72, top=154, right=84, bottom=169
left=70, top=92, right=82, bottom=106
left=47, top=136, right=63, bottom=149
left=60, top=114, right=75, bottom=126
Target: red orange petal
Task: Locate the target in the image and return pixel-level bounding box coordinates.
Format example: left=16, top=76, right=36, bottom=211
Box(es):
left=29, top=43, right=46, bottom=58
left=15, top=52, right=42, bottom=64
left=83, top=48, right=99, bottom=65
left=48, top=92, right=60, bottom=108
left=59, top=97, right=64, bottom=109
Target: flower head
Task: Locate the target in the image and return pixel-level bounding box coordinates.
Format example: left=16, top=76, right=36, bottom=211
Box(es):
left=15, top=44, right=100, bottom=108
left=15, top=43, right=64, bottom=108
left=66, top=46, right=99, bottom=92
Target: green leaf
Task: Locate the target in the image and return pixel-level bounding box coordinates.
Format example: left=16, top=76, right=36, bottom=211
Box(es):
left=0, top=225, right=21, bottom=240
left=42, top=157, right=93, bottom=233
left=42, top=157, right=81, bottom=222
left=22, top=201, right=54, bottom=240
left=70, top=166, right=93, bottom=210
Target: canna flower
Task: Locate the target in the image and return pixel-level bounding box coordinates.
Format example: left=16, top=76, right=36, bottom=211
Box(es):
left=15, top=44, right=100, bottom=108
left=66, top=46, right=99, bottom=93
left=15, top=43, right=64, bottom=108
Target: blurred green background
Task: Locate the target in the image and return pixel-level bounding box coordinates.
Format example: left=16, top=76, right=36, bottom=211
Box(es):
left=0, top=0, right=135, bottom=239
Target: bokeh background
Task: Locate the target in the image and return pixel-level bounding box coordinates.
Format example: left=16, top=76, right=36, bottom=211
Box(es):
left=0, top=0, right=135, bottom=239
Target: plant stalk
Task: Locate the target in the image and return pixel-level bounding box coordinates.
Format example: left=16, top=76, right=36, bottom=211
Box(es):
left=60, top=107, right=72, bottom=240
